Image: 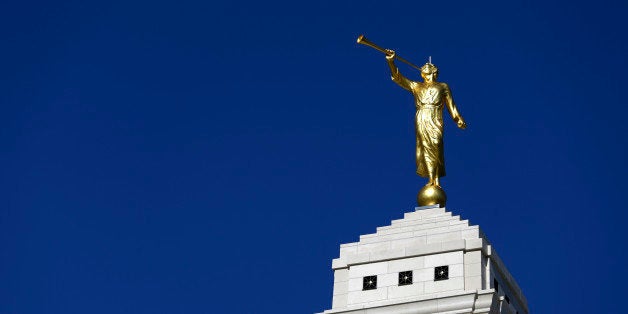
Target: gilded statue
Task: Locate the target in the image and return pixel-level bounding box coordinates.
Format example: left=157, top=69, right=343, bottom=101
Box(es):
left=357, top=35, right=466, bottom=206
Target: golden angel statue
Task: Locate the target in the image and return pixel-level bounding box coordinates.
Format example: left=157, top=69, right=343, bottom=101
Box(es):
left=386, top=50, right=466, bottom=206
left=356, top=35, right=466, bottom=206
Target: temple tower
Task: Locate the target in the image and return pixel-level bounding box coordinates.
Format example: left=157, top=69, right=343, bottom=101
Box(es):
left=316, top=205, right=528, bottom=314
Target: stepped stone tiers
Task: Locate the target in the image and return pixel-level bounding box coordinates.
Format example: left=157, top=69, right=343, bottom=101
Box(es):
left=317, top=205, right=528, bottom=314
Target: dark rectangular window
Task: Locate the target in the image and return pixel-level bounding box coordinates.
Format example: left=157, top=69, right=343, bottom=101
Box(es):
left=363, top=275, right=377, bottom=290
left=434, top=266, right=448, bottom=281
left=505, top=296, right=510, bottom=304
left=398, top=271, right=413, bottom=286
left=494, top=279, right=499, bottom=292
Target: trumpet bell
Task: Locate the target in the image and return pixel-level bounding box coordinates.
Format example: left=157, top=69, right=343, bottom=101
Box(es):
left=356, top=34, right=386, bottom=54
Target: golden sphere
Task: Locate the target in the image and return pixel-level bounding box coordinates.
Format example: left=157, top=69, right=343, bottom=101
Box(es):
left=417, top=185, right=447, bottom=207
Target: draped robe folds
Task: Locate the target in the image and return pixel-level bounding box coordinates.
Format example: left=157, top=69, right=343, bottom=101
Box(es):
left=415, top=104, right=445, bottom=177
left=387, top=60, right=463, bottom=179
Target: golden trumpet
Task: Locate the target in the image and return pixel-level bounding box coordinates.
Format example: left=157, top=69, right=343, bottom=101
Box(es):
left=356, top=35, right=423, bottom=72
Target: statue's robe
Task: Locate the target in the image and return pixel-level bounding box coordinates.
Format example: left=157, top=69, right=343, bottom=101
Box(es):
left=415, top=103, right=446, bottom=178
left=388, top=63, right=463, bottom=179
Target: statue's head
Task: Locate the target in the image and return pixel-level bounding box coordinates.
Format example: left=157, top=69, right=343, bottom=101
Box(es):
left=420, top=63, right=438, bottom=82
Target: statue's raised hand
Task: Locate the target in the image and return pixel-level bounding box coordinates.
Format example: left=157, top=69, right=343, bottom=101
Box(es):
left=456, top=117, right=467, bottom=130
left=385, top=49, right=396, bottom=60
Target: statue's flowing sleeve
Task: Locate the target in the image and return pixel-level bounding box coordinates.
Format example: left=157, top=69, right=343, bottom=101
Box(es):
left=387, top=59, right=412, bottom=91
left=443, top=84, right=462, bottom=122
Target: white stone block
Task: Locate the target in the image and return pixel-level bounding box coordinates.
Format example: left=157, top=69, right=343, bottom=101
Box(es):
left=403, top=211, right=427, bottom=220
left=370, top=248, right=404, bottom=262
left=369, top=299, right=438, bottom=314
left=413, top=220, right=449, bottom=231
left=449, top=263, right=464, bottom=278
left=465, top=275, right=482, bottom=291
left=413, top=223, right=466, bottom=237
left=473, top=290, right=496, bottom=313
left=340, top=245, right=358, bottom=257
left=387, top=282, right=424, bottom=299
left=415, top=207, right=446, bottom=218
left=334, top=269, right=348, bottom=283
left=406, top=221, right=440, bottom=232
left=357, top=242, right=391, bottom=254
left=451, top=219, right=468, bottom=225
left=340, top=242, right=358, bottom=248
left=383, top=218, right=461, bottom=234
left=424, top=251, right=463, bottom=267
left=464, top=262, right=482, bottom=277
left=465, top=238, right=483, bottom=250
left=332, top=293, right=347, bottom=309
left=423, top=276, right=464, bottom=294
left=426, top=230, right=462, bottom=244
left=461, top=227, right=480, bottom=239
left=390, top=236, right=426, bottom=250
left=390, top=218, right=405, bottom=225
left=347, top=287, right=388, bottom=304
left=422, top=225, right=469, bottom=236
left=484, top=244, right=492, bottom=256
left=464, top=250, right=482, bottom=265
left=388, top=224, right=431, bottom=235
left=451, top=216, right=473, bottom=227
left=376, top=225, right=413, bottom=235
left=412, top=267, right=434, bottom=282
left=436, top=294, right=475, bottom=312
left=444, top=222, right=470, bottom=231
left=349, top=261, right=389, bottom=278
left=391, top=213, right=451, bottom=226
left=346, top=252, right=370, bottom=265
left=388, top=256, right=425, bottom=273
left=377, top=273, right=398, bottom=288
left=417, top=213, right=454, bottom=222
left=433, top=219, right=459, bottom=228
left=332, top=258, right=347, bottom=269
left=334, top=280, right=348, bottom=295
left=412, top=224, right=458, bottom=237
left=360, top=231, right=414, bottom=244
left=441, top=239, right=466, bottom=251
left=405, top=242, right=441, bottom=257
left=400, top=207, right=446, bottom=221
left=348, top=277, right=363, bottom=292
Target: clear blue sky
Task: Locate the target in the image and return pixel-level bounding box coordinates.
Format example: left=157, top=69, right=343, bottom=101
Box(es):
left=1, top=0, right=627, bottom=313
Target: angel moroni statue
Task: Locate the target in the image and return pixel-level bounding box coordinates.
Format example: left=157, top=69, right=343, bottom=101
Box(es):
left=386, top=50, right=466, bottom=206
left=357, top=35, right=466, bottom=206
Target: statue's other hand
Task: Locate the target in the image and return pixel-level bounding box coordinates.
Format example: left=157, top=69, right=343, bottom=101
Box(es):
left=457, top=118, right=467, bottom=130
left=385, top=49, right=396, bottom=60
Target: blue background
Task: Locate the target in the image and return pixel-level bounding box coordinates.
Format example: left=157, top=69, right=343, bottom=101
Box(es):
left=1, top=0, right=627, bottom=313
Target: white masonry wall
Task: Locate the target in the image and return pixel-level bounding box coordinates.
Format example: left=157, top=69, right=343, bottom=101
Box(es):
left=321, top=205, right=528, bottom=314
left=345, top=251, right=464, bottom=306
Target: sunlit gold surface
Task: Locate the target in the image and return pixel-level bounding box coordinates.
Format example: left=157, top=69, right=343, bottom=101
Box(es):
left=357, top=35, right=467, bottom=206
left=417, top=185, right=447, bottom=207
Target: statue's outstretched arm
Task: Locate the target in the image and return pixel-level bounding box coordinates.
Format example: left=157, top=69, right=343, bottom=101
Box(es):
left=444, top=84, right=466, bottom=129
left=386, top=50, right=412, bottom=91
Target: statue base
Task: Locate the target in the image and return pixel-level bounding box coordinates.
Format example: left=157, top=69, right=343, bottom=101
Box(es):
left=417, top=184, right=447, bottom=207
